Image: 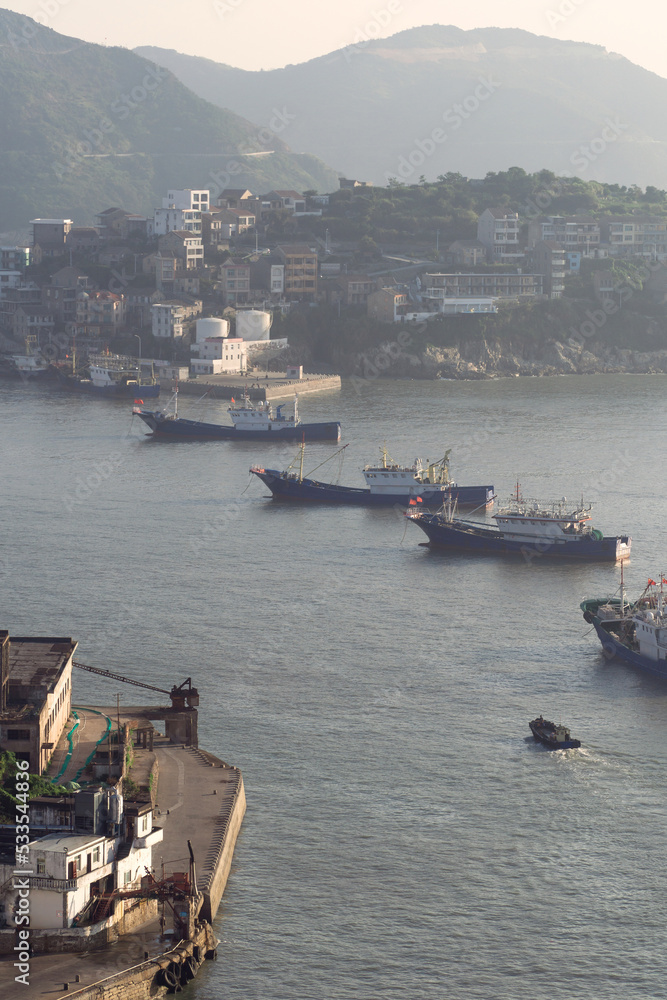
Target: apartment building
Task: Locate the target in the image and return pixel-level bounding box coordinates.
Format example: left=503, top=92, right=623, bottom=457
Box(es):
left=276, top=244, right=318, bottom=301
left=477, top=208, right=523, bottom=263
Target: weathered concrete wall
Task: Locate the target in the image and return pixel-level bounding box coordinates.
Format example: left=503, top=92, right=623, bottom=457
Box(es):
left=200, top=774, right=246, bottom=924
left=178, top=374, right=341, bottom=401
left=50, top=919, right=218, bottom=1000
left=0, top=899, right=157, bottom=955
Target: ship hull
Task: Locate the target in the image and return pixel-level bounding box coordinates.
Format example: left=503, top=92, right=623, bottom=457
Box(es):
left=0, top=365, right=54, bottom=381
left=57, top=371, right=160, bottom=397
left=410, top=514, right=629, bottom=560
left=137, top=412, right=341, bottom=441
left=252, top=469, right=494, bottom=507
left=581, top=602, right=667, bottom=681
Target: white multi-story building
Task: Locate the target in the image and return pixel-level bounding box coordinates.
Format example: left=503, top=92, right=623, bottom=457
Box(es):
left=270, top=265, right=285, bottom=296
left=0, top=799, right=162, bottom=930
left=152, top=302, right=186, bottom=339
left=527, top=216, right=600, bottom=256
left=152, top=190, right=210, bottom=237
left=191, top=337, right=247, bottom=374
left=164, top=189, right=209, bottom=212
left=153, top=208, right=202, bottom=236
left=599, top=215, right=667, bottom=259
left=477, top=208, right=523, bottom=263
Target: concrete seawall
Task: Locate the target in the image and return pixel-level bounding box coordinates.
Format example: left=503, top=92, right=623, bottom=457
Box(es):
left=177, top=373, right=341, bottom=401
left=3, top=733, right=246, bottom=999
left=49, top=920, right=219, bottom=1000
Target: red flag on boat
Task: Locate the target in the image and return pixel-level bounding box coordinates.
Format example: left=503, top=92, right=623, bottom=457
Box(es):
left=416, top=497, right=423, bottom=503
left=648, top=578, right=657, bottom=586
left=134, top=398, right=143, bottom=404
left=662, top=578, right=667, bottom=585
left=231, top=397, right=235, bottom=403
left=408, top=499, right=416, bottom=505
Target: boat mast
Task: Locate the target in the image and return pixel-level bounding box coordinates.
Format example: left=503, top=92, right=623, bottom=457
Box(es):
left=619, top=559, right=625, bottom=615
left=299, top=436, right=305, bottom=483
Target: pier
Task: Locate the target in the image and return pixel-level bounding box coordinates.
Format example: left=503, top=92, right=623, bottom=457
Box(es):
left=176, top=369, right=341, bottom=401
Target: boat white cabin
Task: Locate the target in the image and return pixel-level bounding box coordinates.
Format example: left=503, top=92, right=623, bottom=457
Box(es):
left=11, top=354, right=50, bottom=373
left=632, top=589, right=667, bottom=663
left=228, top=395, right=299, bottom=431
left=89, top=363, right=141, bottom=388
left=491, top=486, right=622, bottom=547
left=362, top=449, right=453, bottom=497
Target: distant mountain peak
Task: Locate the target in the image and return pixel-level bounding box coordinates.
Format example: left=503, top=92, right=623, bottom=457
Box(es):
left=136, top=26, right=667, bottom=190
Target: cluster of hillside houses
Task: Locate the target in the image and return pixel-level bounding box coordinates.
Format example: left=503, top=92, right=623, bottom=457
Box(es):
left=0, top=631, right=162, bottom=937
left=1, top=182, right=666, bottom=364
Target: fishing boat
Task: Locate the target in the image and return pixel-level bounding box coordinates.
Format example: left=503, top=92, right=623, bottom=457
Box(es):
left=529, top=716, right=581, bottom=750
left=133, top=389, right=341, bottom=441
left=407, top=483, right=630, bottom=560
left=0, top=354, right=54, bottom=380
left=250, top=446, right=494, bottom=507
left=57, top=355, right=160, bottom=397
left=581, top=571, right=667, bottom=680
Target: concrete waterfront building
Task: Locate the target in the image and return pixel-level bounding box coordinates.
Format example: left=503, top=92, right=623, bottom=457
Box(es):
left=424, top=272, right=543, bottom=304
left=0, top=631, right=76, bottom=774
left=0, top=788, right=163, bottom=930
left=190, top=338, right=247, bottom=375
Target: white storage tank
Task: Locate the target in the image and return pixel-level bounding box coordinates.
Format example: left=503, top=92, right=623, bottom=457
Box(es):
left=236, top=309, right=272, bottom=341
left=196, top=317, right=229, bottom=342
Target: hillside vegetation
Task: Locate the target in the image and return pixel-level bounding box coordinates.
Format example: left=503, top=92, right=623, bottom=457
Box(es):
left=0, top=9, right=338, bottom=228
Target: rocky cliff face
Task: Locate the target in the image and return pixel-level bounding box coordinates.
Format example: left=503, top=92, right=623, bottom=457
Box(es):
left=350, top=336, right=667, bottom=380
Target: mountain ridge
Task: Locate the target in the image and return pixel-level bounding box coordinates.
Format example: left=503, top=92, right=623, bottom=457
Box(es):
left=136, top=25, right=667, bottom=189
left=0, top=8, right=339, bottom=228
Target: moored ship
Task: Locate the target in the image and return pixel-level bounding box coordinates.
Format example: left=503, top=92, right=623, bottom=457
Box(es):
left=57, top=355, right=160, bottom=397
left=581, top=574, right=667, bottom=679
left=0, top=353, right=53, bottom=380
left=251, top=447, right=494, bottom=507
left=407, top=483, right=631, bottom=560
left=134, top=390, right=341, bottom=441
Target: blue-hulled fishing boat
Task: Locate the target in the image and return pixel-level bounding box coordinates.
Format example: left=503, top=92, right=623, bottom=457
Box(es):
left=251, top=446, right=494, bottom=507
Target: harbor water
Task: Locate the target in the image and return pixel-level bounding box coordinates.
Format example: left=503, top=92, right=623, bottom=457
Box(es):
left=2, top=374, right=667, bottom=999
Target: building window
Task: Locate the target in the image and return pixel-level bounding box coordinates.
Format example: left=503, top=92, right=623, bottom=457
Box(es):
left=37, top=857, right=46, bottom=874
left=7, top=729, right=30, bottom=741
left=93, top=846, right=100, bottom=864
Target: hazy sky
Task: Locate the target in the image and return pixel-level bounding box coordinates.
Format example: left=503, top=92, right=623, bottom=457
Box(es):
left=4, top=0, right=667, bottom=77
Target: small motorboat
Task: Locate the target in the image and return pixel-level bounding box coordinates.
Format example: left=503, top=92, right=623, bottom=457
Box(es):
left=529, top=716, right=581, bottom=750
